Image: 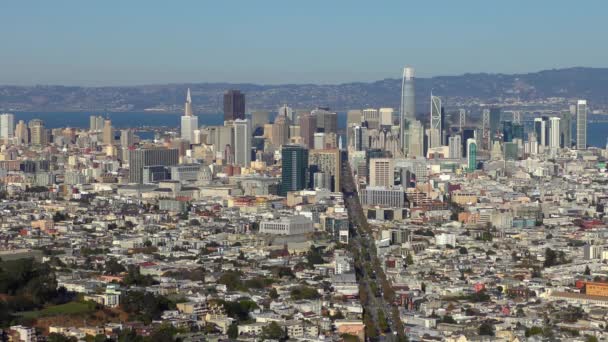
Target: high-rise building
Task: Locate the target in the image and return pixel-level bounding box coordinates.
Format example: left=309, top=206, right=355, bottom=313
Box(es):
left=448, top=135, right=462, bottom=159
left=29, top=119, right=47, bottom=146
left=429, top=95, right=442, bottom=149
left=309, top=149, right=341, bottom=191
left=363, top=108, right=380, bottom=129
left=313, top=108, right=337, bottom=134
left=223, top=89, right=245, bottom=122
left=576, top=100, right=587, bottom=150
left=408, top=120, right=425, bottom=158
left=369, top=158, right=394, bottom=187
left=561, top=110, right=572, bottom=148
left=251, top=111, right=270, bottom=132
left=467, top=139, right=477, bottom=172
left=181, top=88, right=198, bottom=143
left=347, top=110, right=362, bottom=148
left=233, top=119, right=252, bottom=167
left=379, top=108, right=394, bottom=126
left=400, top=67, right=415, bottom=154
left=0, top=113, right=15, bottom=143
left=299, top=112, right=316, bottom=149
left=549, top=117, right=560, bottom=150
left=278, top=104, right=294, bottom=122
left=103, top=119, right=113, bottom=145
left=89, top=115, right=104, bottom=132
left=481, top=109, right=491, bottom=150
left=15, top=120, right=28, bottom=145
left=120, top=129, right=135, bottom=147
left=489, top=107, right=501, bottom=140
left=128, top=148, right=179, bottom=183
left=271, top=113, right=290, bottom=147
left=281, top=144, right=308, bottom=195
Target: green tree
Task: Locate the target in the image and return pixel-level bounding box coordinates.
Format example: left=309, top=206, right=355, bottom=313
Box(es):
left=269, top=288, right=279, bottom=300
left=261, top=321, right=286, bottom=341
left=405, top=253, right=414, bottom=265
left=48, top=333, right=78, bottom=342
left=478, top=322, right=494, bottom=336
left=227, top=323, right=239, bottom=339
left=584, top=265, right=591, bottom=276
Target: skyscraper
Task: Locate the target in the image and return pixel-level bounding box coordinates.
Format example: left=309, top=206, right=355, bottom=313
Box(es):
left=0, top=113, right=15, bottom=143
left=29, top=119, right=47, bottom=146
left=251, top=111, right=270, bottom=132
left=128, top=148, right=179, bottom=183
left=89, top=115, right=104, bottom=132
left=429, top=95, right=442, bottom=149
left=467, top=139, right=477, bottom=172
left=299, top=112, right=316, bottom=149
left=103, top=119, right=113, bottom=145
left=223, top=89, right=245, bottom=122
left=271, top=113, right=290, bottom=147
left=233, top=119, right=252, bottom=167
left=278, top=104, right=294, bottom=122
left=576, top=100, right=587, bottom=150
left=379, top=108, right=394, bottom=126
left=309, top=149, right=341, bottom=191
left=313, top=108, right=337, bottom=134
left=549, top=117, right=560, bottom=150
left=408, top=120, right=425, bottom=158
left=448, top=135, right=462, bottom=159
left=400, top=67, right=415, bottom=154
left=362, top=108, right=380, bottom=129
left=120, top=129, right=135, bottom=147
left=561, top=110, right=572, bottom=148
left=369, top=158, right=394, bottom=187
left=281, top=144, right=308, bottom=195
left=181, top=88, right=198, bottom=143
left=489, top=107, right=501, bottom=140
left=459, top=109, right=466, bottom=132
left=15, top=120, right=28, bottom=145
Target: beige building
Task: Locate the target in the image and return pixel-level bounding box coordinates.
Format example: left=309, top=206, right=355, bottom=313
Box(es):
left=369, top=158, right=394, bottom=187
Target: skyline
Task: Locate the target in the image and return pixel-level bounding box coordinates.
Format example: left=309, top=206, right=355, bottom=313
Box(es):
left=1, top=0, right=607, bottom=85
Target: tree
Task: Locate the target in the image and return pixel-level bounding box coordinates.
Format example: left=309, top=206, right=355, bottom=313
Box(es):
left=405, top=253, right=414, bottom=265
left=261, top=321, right=286, bottom=341
left=269, top=288, right=279, bottom=300
left=584, top=265, right=591, bottom=276
left=459, top=246, right=468, bottom=255
left=48, top=333, right=78, bottom=342
left=105, top=258, right=126, bottom=275
left=478, top=322, right=494, bottom=336
left=227, top=323, right=239, bottom=339
left=377, top=309, right=389, bottom=333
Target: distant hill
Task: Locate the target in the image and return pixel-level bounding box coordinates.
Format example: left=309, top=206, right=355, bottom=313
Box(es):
left=1, top=67, right=607, bottom=113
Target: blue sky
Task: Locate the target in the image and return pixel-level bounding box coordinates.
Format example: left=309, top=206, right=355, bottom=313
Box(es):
left=0, top=1, right=605, bottom=85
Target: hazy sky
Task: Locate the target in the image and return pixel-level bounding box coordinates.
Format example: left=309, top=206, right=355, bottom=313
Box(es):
left=1, top=1, right=605, bottom=85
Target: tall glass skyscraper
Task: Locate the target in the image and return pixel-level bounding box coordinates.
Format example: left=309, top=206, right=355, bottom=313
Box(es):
left=281, top=144, right=309, bottom=195
left=429, top=95, right=442, bottom=149
left=467, top=139, right=477, bottom=172
left=576, top=100, right=587, bottom=150
left=399, top=67, right=415, bottom=155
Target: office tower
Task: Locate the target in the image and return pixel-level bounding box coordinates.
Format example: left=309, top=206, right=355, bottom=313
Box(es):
left=347, top=110, right=362, bottom=147
left=309, top=149, right=341, bottom=191
left=271, top=113, right=290, bottom=147
left=299, top=112, right=316, bottom=149
left=408, top=120, right=425, bottom=158
left=467, top=139, right=477, bottom=172
left=29, top=119, right=47, bottom=146
left=461, top=128, right=475, bottom=157
left=379, top=108, right=394, bottom=126
left=128, top=148, right=179, bottom=183
left=561, top=110, right=572, bottom=148
left=252, top=111, right=270, bottom=132
left=353, top=125, right=366, bottom=151
left=0, top=113, right=15, bottom=143
left=89, top=115, right=104, bottom=132
left=576, top=100, right=587, bottom=150
left=120, top=129, right=135, bottom=147
left=281, top=144, right=309, bottom=195
left=429, top=95, right=442, bottom=148
left=459, top=109, right=466, bottom=131
left=15, top=120, right=28, bottom=145
left=448, top=135, right=462, bottom=158
left=278, top=104, right=294, bottom=122
left=103, top=119, right=113, bottom=145
left=549, top=117, right=560, bottom=150
left=502, top=121, right=513, bottom=142
left=513, top=123, right=524, bottom=142
left=481, top=109, right=491, bottom=150
left=233, top=119, right=252, bottom=167
left=181, top=88, right=198, bottom=143
left=347, top=110, right=362, bottom=126
left=314, top=133, right=326, bottom=150
left=223, top=89, right=245, bottom=121
left=313, top=108, right=337, bottom=134
left=363, top=108, right=380, bottom=129
left=489, top=107, right=501, bottom=139
left=400, top=67, right=415, bottom=154
left=369, top=158, right=394, bottom=187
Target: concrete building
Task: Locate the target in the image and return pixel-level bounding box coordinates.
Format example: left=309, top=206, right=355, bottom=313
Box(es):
left=259, top=215, right=314, bottom=235
left=369, top=158, right=394, bottom=187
